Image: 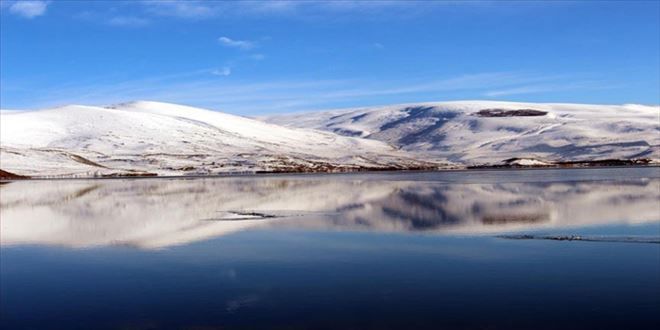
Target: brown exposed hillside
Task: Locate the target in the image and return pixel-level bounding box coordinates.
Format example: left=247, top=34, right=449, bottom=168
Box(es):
left=0, top=169, right=28, bottom=180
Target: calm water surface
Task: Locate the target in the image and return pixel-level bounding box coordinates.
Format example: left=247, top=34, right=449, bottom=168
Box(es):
left=1, top=168, right=659, bottom=329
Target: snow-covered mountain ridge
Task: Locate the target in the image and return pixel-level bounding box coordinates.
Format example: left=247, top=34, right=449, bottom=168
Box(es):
left=263, top=100, right=660, bottom=164
left=0, top=101, right=434, bottom=178
left=1, top=100, right=657, bottom=178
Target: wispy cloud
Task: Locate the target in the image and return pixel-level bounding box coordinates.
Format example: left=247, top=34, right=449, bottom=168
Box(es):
left=142, top=0, right=215, bottom=19
left=211, top=67, right=232, bottom=77
left=485, top=86, right=554, bottom=97
left=311, top=72, right=567, bottom=100
left=484, top=81, right=614, bottom=97
left=8, top=0, right=49, bottom=19
left=218, top=36, right=256, bottom=50
left=107, top=16, right=150, bottom=28
left=135, top=1, right=475, bottom=21
left=1, top=70, right=611, bottom=115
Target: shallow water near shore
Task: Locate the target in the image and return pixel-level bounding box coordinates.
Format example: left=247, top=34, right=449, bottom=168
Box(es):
left=1, top=168, right=659, bottom=329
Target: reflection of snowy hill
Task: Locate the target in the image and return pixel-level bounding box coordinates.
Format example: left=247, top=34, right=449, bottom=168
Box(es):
left=2, top=170, right=657, bottom=249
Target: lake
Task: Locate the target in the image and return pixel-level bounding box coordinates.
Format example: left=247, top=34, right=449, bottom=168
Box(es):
left=1, top=168, right=659, bottom=329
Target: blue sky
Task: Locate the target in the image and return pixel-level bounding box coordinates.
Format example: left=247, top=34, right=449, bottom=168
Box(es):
left=1, top=1, right=659, bottom=115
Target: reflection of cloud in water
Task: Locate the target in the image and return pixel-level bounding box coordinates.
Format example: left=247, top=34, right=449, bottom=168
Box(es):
left=225, top=294, right=260, bottom=313
left=1, top=173, right=658, bottom=249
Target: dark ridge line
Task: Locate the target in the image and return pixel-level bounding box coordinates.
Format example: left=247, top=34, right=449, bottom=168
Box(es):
left=469, top=158, right=655, bottom=169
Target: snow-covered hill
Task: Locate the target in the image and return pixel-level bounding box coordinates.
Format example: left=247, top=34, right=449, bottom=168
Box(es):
left=2, top=100, right=658, bottom=177
left=0, top=101, right=434, bottom=177
left=263, top=101, right=660, bottom=165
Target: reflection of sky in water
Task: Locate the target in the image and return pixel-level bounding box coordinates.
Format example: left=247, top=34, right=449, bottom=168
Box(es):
left=1, top=168, right=659, bottom=329
left=2, top=230, right=660, bottom=329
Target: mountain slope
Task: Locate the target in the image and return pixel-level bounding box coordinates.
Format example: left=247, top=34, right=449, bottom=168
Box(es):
left=0, top=101, right=434, bottom=177
left=263, top=101, right=660, bottom=164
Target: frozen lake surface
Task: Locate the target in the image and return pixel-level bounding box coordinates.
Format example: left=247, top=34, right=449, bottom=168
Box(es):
left=1, top=168, right=659, bottom=329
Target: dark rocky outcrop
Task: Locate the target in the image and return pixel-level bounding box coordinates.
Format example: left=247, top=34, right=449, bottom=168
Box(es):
left=475, top=109, right=548, bottom=117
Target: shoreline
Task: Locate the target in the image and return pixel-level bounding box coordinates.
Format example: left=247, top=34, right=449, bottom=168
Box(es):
left=1, top=163, right=658, bottom=182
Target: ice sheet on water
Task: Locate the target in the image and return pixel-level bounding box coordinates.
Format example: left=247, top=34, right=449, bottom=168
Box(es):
left=497, top=234, right=660, bottom=244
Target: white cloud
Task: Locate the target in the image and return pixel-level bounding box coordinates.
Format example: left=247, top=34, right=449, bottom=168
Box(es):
left=218, top=36, right=256, bottom=50
left=9, top=1, right=49, bottom=19
left=142, top=0, right=215, bottom=19
left=107, top=16, right=150, bottom=27
left=211, top=67, right=232, bottom=77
